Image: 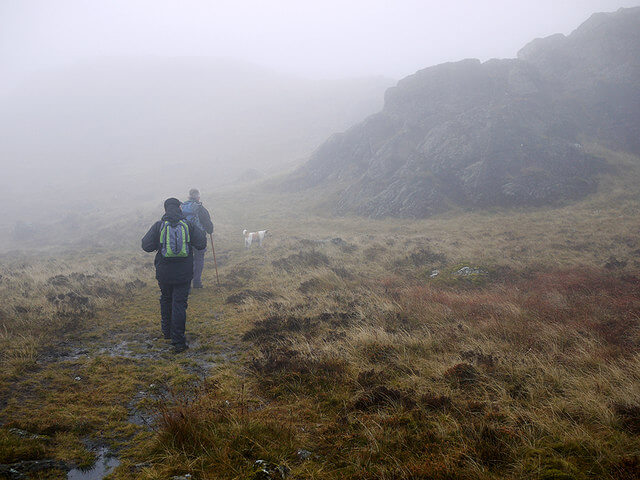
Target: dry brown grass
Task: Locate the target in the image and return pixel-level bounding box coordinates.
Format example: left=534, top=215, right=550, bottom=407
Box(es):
left=0, top=254, right=149, bottom=376
left=138, top=145, right=640, bottom=479
left=126, top=218, right=638, bottom=479
left=0, top=145, right=639, bottom=478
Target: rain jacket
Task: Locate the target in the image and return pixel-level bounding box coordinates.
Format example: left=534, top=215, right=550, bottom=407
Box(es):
left=141, top=204, right=207, bottom=284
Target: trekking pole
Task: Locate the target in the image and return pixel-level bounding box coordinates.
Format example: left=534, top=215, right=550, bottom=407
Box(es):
left=210, top=233, right=220, bottom=287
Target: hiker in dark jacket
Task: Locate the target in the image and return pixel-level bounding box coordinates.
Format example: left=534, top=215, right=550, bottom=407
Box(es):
left=181, top=188, right=214, bottom=288
left=141, top=197, right=206, bottom=353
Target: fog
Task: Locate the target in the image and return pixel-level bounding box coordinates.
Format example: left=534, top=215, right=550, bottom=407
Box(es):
left=4, top=0, right=639, bottom=86
left=1, top=0, right=637, bottom=230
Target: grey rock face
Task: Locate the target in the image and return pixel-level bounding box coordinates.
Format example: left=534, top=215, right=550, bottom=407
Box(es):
left=518, top=7, right=640, bottom=154
left=289, top=7, right=639, bottom=218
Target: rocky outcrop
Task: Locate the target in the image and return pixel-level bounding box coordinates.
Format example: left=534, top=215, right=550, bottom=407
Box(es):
left=289, top=7, right=640, bottom=218
left=518, top=8, right=640, bottom=154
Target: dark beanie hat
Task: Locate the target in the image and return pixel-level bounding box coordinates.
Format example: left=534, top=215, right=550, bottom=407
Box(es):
left=164, top=197, right=181, bottom=211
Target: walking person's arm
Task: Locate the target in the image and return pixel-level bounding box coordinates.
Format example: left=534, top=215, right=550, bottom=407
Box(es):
left=198, top=206, right=214, bottom=235
left=189, top=222, right=207, bottom=251
left=141, top=222, right=160, bottom=252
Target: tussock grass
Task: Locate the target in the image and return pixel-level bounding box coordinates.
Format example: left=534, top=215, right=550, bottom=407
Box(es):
left=0, top=255, right=149, bottom=376
left=136, top=230, right=639, bottom=478
left=1, top=145, right=639, bottom=478
left=136, top=145, right=639, bottom=479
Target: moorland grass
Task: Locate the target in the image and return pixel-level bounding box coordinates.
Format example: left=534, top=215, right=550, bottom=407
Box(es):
left=0, top=145, right=639, bottom=479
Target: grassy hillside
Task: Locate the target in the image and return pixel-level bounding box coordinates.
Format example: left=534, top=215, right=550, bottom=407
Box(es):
left=0, top=145, right=639, bottom=479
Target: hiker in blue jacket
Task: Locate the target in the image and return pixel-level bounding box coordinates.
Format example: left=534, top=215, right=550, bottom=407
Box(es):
left=181, top=189, right=214, bottom=289
left=141, top=197, right=206, bottom=353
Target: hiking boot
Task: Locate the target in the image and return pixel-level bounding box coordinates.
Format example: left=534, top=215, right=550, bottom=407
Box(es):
left=172, top=343, right=189, bottom=354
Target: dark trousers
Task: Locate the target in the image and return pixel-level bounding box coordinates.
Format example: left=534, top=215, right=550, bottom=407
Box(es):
left=158, top=282, right=190, bottom=346
left=193, top=247, right=206, bottom=287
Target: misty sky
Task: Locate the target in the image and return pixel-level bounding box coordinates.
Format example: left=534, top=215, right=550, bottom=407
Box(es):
left=2, top=0, right=639, bottom=90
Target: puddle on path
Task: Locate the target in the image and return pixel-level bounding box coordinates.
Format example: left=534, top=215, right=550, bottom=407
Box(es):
left=97, top=340, right=161, bottom=360
left=67, top=447, right=119, bottom=480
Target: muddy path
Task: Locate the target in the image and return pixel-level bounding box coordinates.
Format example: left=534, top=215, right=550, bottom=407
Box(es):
left=0, top=280, right=251, bottom=479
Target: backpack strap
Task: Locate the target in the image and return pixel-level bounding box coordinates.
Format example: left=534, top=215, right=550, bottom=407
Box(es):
left=159, top=221, right=169, bottom=246
left=179, top=220, right=191, bottom=243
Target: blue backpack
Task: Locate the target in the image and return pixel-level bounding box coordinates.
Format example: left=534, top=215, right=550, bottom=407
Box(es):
left=160, top=221, right=190, bottom=258
left=181, top=201, right=203, bottom=231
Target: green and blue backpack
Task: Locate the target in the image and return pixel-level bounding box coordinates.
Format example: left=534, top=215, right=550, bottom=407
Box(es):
left=159, top=220, right=190, bottom=258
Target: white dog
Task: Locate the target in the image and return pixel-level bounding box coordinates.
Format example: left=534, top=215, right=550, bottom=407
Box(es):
left=243, top=229, right=268, bottom=248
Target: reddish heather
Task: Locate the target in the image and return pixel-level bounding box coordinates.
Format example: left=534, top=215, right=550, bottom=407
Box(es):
left=399, top=268, right=640, bottom=352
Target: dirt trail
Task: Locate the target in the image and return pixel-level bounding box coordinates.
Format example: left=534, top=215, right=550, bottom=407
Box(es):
left=1, top=280, right=246, bottom=479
